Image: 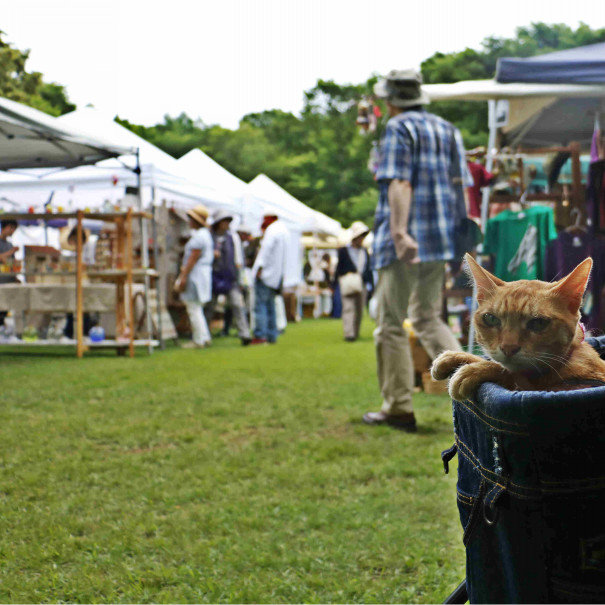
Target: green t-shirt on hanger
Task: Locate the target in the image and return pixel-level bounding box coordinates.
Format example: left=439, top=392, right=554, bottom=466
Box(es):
left=483, top=206, right=558, bottom=281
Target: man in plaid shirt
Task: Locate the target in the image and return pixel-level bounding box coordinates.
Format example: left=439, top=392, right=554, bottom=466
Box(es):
left=363, top=69, right=472, bottom=432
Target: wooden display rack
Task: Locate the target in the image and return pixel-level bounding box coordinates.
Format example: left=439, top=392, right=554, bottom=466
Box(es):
left=0, top=208, right=159, bottom=358
left=488, top=142, right=584, bottom=221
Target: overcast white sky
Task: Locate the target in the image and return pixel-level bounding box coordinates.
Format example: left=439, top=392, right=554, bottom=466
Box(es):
left=2, top=0, right=603, bottom=129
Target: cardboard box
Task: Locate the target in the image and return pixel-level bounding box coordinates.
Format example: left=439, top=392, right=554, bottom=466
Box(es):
left=411, top=340, right=432, bottom=373
left=422, top=371, right=449, bottom=395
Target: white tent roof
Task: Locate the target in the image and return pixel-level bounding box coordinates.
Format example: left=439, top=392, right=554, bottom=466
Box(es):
left=247, top=174, right=342, bottom=236
left=0, top=97, right=132, bottom=170
left=423, top=79, right=605, bottom=147
left=177, top=149, right=267, bottom=228
left=423, top=80, right=605, bottom=102
left=0, top=107, right=237, bottom=212
left=178, top=148, right=249, bottom=194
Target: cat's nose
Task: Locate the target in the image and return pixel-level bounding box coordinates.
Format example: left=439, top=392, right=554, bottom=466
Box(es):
left=500, top=345, right=521, bottom=357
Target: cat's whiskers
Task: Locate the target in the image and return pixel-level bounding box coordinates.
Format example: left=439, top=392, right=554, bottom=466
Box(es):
left=534, top=355, right=565, bottom=380
left=536, top=351, right=571, bottom=367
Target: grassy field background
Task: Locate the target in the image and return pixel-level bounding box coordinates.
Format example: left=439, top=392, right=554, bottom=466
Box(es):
left=0, top=317, right=464, bottom=603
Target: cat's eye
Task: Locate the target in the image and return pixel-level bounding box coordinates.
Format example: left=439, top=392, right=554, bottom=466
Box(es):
left=527, top=317, right=551, bottom=332
left=482, top=313, right=500, bottom=327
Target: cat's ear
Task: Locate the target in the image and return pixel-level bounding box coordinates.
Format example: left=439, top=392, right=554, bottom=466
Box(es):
left=464, top=253, right=505, bottom=301
left=551, top=257, right=592, bottom=314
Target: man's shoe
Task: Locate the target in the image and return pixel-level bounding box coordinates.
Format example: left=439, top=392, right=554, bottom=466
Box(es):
left=362, top=411, right=417, bottom=432
left=241, top=337, right=252, bottom=346
left=249, top=337, right=267, bottom=345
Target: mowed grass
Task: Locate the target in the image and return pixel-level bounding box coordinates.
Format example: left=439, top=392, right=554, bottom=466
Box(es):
left=0, top=318, right=464, bottom=603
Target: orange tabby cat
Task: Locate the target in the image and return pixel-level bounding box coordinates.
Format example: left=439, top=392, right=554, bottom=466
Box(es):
left=431, top=253, right=605, bottom=401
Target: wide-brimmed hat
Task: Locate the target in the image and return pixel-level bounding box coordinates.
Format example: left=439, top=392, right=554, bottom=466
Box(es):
left=350, top=221, right=370, bottom=241
left=211, top=209, right=233, bottom=226
left=374, top=69, right=430, bottom=108
left=186, top=204, right=209, bottom=227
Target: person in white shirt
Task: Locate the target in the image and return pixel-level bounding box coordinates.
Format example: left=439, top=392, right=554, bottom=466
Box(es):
left=250, top=214, right=288, bottom=344
left=174, top=205, right=214, bottom=349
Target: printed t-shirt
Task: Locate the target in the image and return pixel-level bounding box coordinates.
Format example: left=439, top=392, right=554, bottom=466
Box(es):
left=483, top=206, right=557, bottom=281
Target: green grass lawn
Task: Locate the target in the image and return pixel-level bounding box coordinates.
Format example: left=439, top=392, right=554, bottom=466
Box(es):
left=0, top=318, right=464, bottom=603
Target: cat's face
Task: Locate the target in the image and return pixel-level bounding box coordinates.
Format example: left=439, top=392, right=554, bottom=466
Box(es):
left=466, top=254, right=592, bottom=375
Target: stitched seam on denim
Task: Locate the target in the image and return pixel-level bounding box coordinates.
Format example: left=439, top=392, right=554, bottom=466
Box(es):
left=541, top=475, right=605, bottom=486
left=541, top=480, right=605, bottom=494
left=457, top=400, right=529, bottom=435
left=459, top=441, right=535, bottom=496
left=456, top=437, right=540, bottom=499
left=462, top=398, right=525, bottom=429
left=457, top=492, right=474, bottom=505
left=457, top=436, right=605, bottom=495
left=485, top=482, right=503, bottom=504
left=455, top=442, right=508, bottom=492
left=462, top=479, right=486, bottom=547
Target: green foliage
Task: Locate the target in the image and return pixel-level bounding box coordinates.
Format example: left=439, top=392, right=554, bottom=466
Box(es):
left=114, top=22, right=604, bottom=226
left=0, top=31, right=75, bottom=116
left=421, top=22, right=605, bottom=145
left=7, top=21, right=598, bottom=225
left=0, top=318, right=464, bottom=603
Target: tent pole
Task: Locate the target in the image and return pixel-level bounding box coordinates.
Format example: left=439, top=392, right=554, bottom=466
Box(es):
left=135, top=148, right=153, bottom=354
left=468, top=100, right=498, bottom=353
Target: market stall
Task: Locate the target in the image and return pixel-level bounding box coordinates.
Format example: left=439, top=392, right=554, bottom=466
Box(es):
left=423, top=43, right=605, bottom=349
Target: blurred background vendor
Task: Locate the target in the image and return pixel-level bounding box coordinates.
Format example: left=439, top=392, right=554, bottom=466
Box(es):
left=336, top=221, right=373, bottom=342
left=0, top=219, right=19, bottom=282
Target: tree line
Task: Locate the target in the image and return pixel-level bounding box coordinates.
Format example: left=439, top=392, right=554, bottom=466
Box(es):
left=1, top=23, right=604, bottom=226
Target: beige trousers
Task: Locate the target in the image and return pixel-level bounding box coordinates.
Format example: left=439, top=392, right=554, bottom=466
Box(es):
left=342, top=290, right=366, bottom=340
left=374, top=260, right=461, bottom=415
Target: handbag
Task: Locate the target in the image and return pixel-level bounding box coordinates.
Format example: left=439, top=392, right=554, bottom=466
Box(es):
left=339, top=272, right=363, bottom=297
left=212, top=271, right=233, bottom=295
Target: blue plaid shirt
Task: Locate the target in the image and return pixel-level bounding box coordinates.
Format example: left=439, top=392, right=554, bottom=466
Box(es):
left=372, top=110, right=472, bottom=269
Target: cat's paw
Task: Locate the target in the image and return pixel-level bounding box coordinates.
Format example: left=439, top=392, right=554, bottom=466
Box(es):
left=448, top=361, right=515, bottom=402
left=448, top=363, right=484, bottom=402
left=431, top=351, right=482, bottom=381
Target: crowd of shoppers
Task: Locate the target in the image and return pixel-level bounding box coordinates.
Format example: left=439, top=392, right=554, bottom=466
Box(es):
left=175, top=68, right=470, bottom=437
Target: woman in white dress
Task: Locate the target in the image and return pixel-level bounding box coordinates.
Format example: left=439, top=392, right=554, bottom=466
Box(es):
left=174, top=205, right=214, bottom=348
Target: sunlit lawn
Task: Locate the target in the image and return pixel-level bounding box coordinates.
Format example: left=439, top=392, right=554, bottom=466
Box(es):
left=0, top=317, right=464, bottom=603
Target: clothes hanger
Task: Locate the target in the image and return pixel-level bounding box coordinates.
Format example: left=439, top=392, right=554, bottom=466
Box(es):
left=565, top=208, right=588, bottom=234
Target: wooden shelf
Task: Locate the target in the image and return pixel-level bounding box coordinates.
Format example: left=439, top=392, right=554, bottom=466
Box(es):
left=87, top=268, right=158, bottom=280
left=0, top=339, right=159, bottom=348
left=1, top=208, right=157, bottom=358
left=0, top=211, right=153, bottom=220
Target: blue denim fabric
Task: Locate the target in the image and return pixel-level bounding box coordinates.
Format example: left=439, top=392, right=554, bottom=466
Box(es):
left=448, top=336, right=605, bottom=603
left=254, top=279, right=277, bottom=343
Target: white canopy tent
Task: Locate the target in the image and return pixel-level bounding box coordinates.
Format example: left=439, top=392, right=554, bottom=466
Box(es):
left=247, top=174, right=342, bottom=237
left=0, top=107, right=238, bottom=214
left=423, top=79, right=605, bottom=149
left=0, top=97, right=132, bottom=170
left=177, top=149, right=274, bottom=233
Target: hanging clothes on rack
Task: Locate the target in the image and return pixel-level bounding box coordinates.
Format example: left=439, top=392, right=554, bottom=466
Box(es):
left=482, top=205, right=557, bottom=281
left=544, top=230, right=605, bottom=331
left=467, top=161, right=495, bottom=219
left=587, top=160, right=605, bottom=231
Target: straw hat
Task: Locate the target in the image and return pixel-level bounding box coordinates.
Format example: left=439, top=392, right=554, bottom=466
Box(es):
left=186, top=204, right=209, bottom=227
left=350, top=221, right=370, bottom=241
